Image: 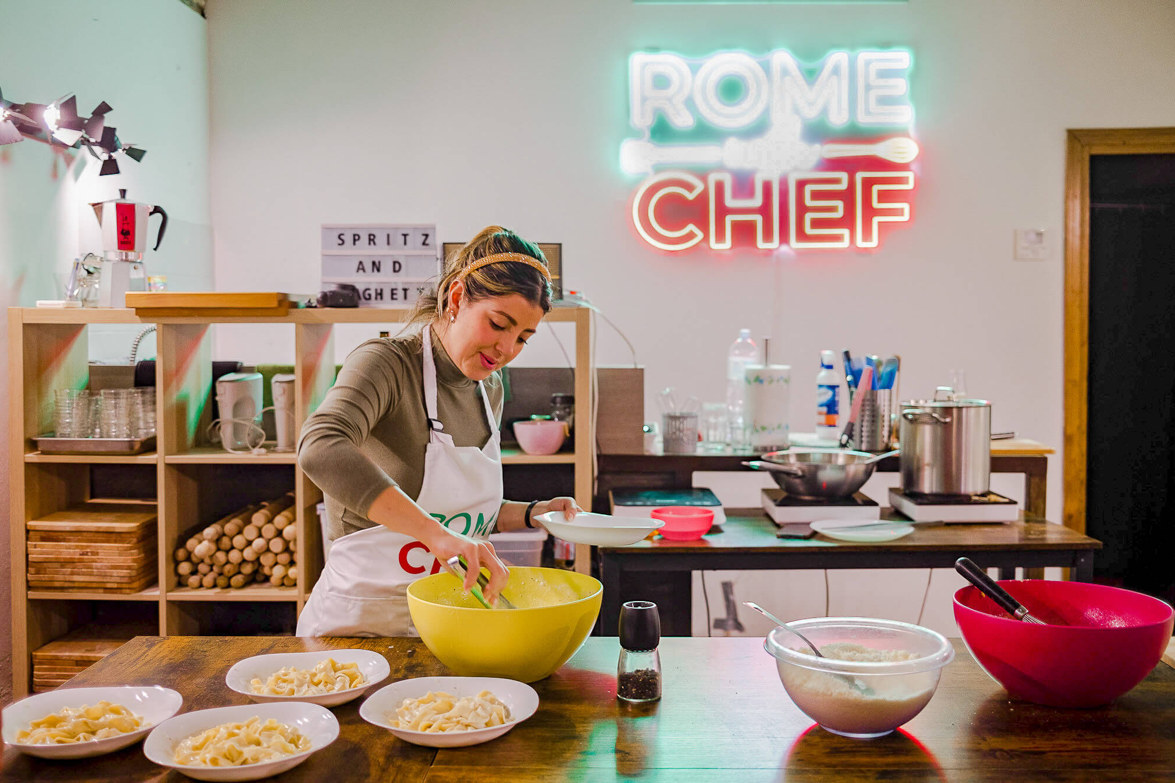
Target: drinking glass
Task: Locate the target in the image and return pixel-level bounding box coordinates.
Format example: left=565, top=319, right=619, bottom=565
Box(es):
left=53, top=389, right=91, bottom=438
left=133, top=387, right=156, bottom=438
left=100, top=388, right=134, bottom=439
left=699, top=402, right=728, bottom=452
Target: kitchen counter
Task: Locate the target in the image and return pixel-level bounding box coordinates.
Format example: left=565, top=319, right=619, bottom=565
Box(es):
left=3, top=634, right=1172, bottom=782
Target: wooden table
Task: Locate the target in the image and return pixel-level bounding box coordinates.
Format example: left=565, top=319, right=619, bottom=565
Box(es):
left=3, top=635, right=1173, bottom=782
left=598, top=510, right=1102, bottom=636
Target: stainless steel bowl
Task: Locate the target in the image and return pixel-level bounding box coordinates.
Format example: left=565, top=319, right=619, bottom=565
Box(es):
left=744, top=448, right=893, bottom=500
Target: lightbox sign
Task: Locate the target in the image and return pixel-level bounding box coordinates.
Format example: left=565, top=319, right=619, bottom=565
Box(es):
left=622, top=49, right=917, bottom=252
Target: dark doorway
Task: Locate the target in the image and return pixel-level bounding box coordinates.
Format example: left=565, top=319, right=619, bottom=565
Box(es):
left=1086, top=153, right=1175, bottom=602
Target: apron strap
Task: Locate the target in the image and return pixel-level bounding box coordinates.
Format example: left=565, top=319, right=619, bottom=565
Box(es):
left=421, top=325, right=444, bottom=432
left=422, top=325, right=498, bottom=439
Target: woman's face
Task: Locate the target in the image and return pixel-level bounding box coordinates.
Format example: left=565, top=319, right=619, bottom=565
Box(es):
left=442, top=285, right=544, bottom=380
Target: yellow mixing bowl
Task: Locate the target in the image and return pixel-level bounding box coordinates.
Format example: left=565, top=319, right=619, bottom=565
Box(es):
left=407, top=566, right=602, bottom=683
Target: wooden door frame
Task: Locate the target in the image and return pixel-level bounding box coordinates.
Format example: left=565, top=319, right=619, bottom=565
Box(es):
left=1063, top=127, right=1175, bottom=534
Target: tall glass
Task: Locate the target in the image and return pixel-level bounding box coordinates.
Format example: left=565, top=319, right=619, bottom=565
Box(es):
left=53, top=389, right=91, bottom=438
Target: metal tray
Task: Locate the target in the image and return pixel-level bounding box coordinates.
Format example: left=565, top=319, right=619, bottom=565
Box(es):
left=34, top=434, right=156, bottom=455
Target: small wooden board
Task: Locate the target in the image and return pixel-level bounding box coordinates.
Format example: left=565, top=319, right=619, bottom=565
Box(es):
left=124, top=291, right=290, bottom=317
left=28, top=501, right=158, bottom=533
left=32, top=630, right=136, bottom=690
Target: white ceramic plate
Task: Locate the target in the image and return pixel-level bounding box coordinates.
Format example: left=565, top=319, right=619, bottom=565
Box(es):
left=225, top=649, right=390, bottom=707
left=359, top=676, right=539, bottom=748
left=533, top=511, right=663, bottom=547
left=810, top=519, right=915, bottom=542
left=142, top=702, right=339, bottom=782
left=2, top=685, right=183, bottom=760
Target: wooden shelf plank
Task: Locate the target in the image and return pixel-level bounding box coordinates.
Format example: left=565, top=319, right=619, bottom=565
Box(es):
left=164, top=447, right=298, bottom=465
left=167, top=585, right=298, bottom=602
left=25, top=451, right=159, bottom=464
left=501, top=449, right=577, bottom=465
left=28, top=587, right=161, bottom=602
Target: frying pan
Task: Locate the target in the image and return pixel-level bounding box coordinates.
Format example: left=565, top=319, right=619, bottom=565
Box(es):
left=743, top=448, right=898, bottom=500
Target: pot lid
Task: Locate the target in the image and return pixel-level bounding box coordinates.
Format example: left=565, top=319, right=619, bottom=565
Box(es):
left=901, top=398, right=990, bottom=408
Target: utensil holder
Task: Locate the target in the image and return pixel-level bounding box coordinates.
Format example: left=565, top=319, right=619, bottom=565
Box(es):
left=662, top=412, right=699, bottom=454
left=856, top=389, right=893, bottom=452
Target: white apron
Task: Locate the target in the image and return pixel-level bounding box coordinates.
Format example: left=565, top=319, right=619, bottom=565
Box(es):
left=297, top=326, right=503, bottom=636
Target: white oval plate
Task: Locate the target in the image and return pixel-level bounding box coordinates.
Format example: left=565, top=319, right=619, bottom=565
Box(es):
left=533, top=511, right=663, bottom=547
left=2, top=685, right=183, bottom=760
left=3, top=681, right=182, bottom=757
left=143, top=702, right=338, bottom=782
left=359, top=676, right=539, bottom=748
left=810, top=519, right=915, bottom=542
left=225, top=649, right=390, bottom=706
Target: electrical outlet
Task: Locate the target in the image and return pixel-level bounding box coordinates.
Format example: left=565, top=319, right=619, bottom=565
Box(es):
left=1014, top=228, right=1048, bottom=261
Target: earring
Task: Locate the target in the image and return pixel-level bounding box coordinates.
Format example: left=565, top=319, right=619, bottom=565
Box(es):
left=450, top=314, right=455, bottom=323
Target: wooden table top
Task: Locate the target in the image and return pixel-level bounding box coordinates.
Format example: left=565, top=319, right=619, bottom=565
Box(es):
left=601, top=510, right=1102, bottom=555
left=3, top=635, right=1172, bottom=782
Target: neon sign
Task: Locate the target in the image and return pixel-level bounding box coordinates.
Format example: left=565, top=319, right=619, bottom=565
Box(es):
left=622, top=49, right=917, bottom=252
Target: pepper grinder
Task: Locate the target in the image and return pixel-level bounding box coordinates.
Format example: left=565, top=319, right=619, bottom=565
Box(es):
left=617, top=600, right=661, bottom=702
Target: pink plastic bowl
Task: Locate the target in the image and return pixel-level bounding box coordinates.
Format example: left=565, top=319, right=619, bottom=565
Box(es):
left=953, top=580, right=1173, bottom=708
left=513, top=419, right=566, bottom=455
left=651, top=506, right=714, bottom=541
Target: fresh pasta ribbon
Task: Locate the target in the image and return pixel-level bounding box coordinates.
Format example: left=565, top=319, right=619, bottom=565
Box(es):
left=173, top=716, right=311, bottom=767
left=248, top=657, right=367, bottom=697
left=16, top=700, right=144, bottom=744
left=392, top=690, right=511, bottom=733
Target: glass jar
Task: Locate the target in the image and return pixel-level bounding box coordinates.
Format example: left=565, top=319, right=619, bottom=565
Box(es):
left=550, top=392, right=575, bottom=436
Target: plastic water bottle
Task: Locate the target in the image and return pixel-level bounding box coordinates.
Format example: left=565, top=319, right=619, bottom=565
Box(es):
left=726, top=329, right=759, bottom=450
left=816, top=350, right=840, bottom=441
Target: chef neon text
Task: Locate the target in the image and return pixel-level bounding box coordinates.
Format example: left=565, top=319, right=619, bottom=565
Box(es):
left=623, top=49, right=917, bottom=252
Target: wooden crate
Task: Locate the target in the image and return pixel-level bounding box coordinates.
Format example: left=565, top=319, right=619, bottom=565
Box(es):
left=27, top=500, right=159, bottom=592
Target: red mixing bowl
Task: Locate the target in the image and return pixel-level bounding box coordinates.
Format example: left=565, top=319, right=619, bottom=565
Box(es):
left=953, top=579, right=1173, bottom=708
left=651, top=507, right=714, bottom=541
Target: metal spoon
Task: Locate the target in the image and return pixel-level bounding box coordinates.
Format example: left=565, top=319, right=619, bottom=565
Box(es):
left=743, top=601, right=872, bottom=694
left=743, top=602, right=822, bottom=655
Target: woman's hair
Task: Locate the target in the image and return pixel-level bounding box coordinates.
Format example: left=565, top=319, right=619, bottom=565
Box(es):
left=406, top=226, right=552, bottom=326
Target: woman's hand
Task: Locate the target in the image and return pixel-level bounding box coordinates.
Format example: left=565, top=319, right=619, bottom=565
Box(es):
left=540, top=496, right=581, bottom=522
left=419, top=526, right=510, bottom=605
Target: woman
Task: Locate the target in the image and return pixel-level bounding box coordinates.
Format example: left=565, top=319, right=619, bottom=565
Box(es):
left=296, top=226, right=579, bottom=636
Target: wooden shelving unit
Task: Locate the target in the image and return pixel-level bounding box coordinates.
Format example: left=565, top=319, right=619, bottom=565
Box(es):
left=8, top=305, right=594, bottom=697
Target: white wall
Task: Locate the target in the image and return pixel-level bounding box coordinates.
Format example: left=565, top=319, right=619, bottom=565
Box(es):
left=204, top=0, right=1175, bottom=634
left=0, top=0, right=210, bottom=701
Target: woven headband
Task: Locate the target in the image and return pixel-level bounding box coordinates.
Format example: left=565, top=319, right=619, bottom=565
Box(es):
left=462, top=252, right=551, bottom=281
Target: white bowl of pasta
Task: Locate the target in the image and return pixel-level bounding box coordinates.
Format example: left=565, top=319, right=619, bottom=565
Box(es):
left=224, top=649, right=390, bottom=707
left=359, top=676, right=539, bottom=748
left=2, top=685, right=183, bottom=760
left=142, top=702, right=339, bottom=782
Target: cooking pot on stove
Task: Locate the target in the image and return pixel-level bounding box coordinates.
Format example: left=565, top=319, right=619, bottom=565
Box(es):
left=899, top=388, right=991, bottom=495
left=743, top=448, right=897, bottom=500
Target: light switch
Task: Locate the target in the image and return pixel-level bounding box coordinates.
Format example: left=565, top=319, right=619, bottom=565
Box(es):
left=1014, top=228, right=1048, bottom=261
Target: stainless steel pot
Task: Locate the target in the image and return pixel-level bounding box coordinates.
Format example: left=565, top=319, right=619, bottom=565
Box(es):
left=743, top=448, right=896, bottom=500
left=899, top=389, right=991, bottom=495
